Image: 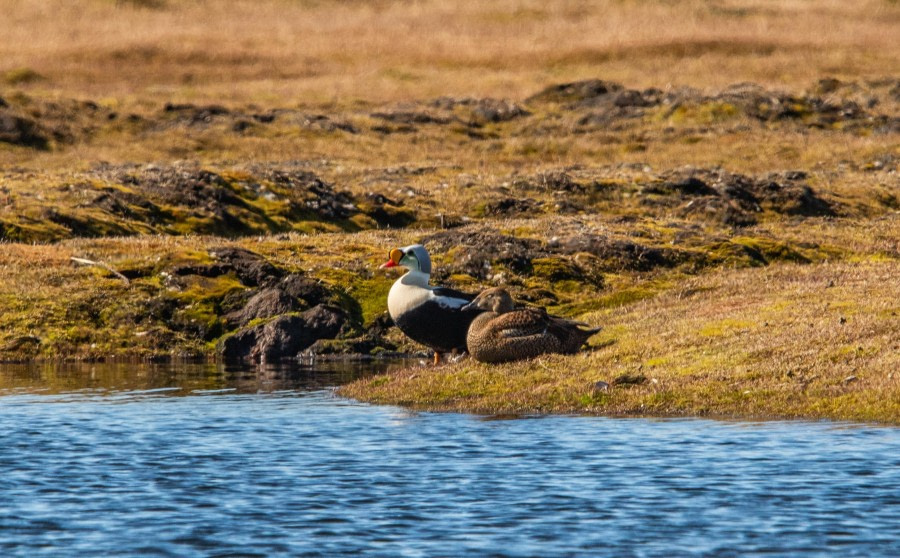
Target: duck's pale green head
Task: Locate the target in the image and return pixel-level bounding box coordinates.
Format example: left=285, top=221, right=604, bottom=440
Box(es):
left=379, top=244, right=432, bottom=274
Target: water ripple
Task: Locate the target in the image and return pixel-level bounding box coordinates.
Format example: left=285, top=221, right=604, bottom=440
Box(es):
left=1, top=366, right=899, bottom=557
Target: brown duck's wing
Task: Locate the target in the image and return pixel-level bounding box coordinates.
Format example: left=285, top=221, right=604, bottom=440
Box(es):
left=489, top=309, right=551, bottom=339
left=547, top=314, right=601, bottom=333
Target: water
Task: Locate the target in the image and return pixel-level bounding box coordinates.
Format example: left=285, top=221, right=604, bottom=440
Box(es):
left=1, top=363, right=898, bottom=557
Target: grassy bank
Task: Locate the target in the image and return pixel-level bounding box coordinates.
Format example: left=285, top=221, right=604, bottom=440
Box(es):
left=341, top=260, right=900, bottom=424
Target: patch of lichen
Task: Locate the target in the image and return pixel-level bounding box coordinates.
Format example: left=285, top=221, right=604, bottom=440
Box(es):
left=659, top=101, right=742, bottom=126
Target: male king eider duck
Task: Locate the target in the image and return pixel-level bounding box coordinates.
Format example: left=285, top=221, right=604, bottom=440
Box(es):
left=462, top=287, right=601, bottom=363
left=380, top=244, right=480, bottom=364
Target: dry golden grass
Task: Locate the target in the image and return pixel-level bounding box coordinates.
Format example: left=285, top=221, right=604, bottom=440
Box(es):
left=3, top=0, right=898, bottom=105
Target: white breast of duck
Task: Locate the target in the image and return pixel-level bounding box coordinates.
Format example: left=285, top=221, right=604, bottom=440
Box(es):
left=388, top=271, right=472, bottom=321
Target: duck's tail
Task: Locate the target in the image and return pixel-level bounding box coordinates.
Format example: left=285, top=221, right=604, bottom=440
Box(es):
left=575, top=324, right=602, bottom=345
left=548, top=316, right=602, bottom=351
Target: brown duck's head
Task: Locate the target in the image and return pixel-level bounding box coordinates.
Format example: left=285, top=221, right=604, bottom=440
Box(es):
left=462, top=287, right=516, bottom=313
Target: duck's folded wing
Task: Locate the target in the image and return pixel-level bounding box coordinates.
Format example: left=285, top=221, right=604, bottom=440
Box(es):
left=430, top=286, right=475, bottom=308
left=491, top=309, right=550, bottom=338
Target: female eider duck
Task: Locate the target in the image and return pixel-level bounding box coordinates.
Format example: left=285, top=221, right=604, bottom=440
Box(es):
left=462, top=287, right=601, bottom=363
left=381, top=244, right=480, bottom=364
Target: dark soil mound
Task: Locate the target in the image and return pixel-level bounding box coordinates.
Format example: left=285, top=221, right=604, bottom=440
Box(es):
left=430, top=97, right=530, bottom=125
left=421, top=230, right=541, bottom=280
left=552, top=235, right=687, bottom=272
left=527, top=79, right=625, bottom=105
left=651, top=169, right=836, bottom=226
left=260, top=168, right=358, bottom=220
left=0, top=111, right=48, bottom=149
left=483, top=197, right=542, bottom=216
left=209, top=246, right=286, bottom=287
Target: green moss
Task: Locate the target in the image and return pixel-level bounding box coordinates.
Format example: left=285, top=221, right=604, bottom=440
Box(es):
left=552, top=283, right=662, bottom=315
left=530, top=256, right=582, bottom=281
left=177, top=274, right=245, bottom=302
left=661, top=101, right=740, bottom=125
left=3, top=67, right=44, bottom=85
left=448, top=273, right=478, bottom=285
left=0, top=220, right=70, bottom=242
left=706, top=240, right=768, bottom=267
left=348, top=276, right=394, bottom=326
left=731, top=236, right=811, bottom=264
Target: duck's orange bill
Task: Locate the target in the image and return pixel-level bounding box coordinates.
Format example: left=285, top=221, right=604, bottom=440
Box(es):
left=379, top=248, right=403, bottom=269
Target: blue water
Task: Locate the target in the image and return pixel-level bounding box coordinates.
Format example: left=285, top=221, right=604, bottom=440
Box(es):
left=1, top=364, right=898, bottom=557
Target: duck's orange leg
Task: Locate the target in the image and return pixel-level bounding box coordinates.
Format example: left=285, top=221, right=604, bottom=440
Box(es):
left=433, top=352, right=441, bottom=366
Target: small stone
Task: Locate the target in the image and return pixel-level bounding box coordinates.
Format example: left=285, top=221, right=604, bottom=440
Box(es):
left=839, top=316, right=847, bottom=324
left=612, top=373, right=648, bottom=386
left=842, top=375, right=858, bottom=384
left=592, top=381, right=610, bottom=393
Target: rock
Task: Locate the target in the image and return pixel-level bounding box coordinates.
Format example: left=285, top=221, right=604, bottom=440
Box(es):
left=661, top=169, right=836, bottom=223
left=227, top=287, right=298, bottom=326
left=430, top=97, right=530, bottom=124
left=613, top=89, right=658, bottom=108
left=163, top=102, right=230, bottom=124
left=262, top=168, right=357, bottom=220
left=592, top=380, right=610, bottom=394
left=469, top=98, right=530, bottom=124
left=218, top=315, right=300, bottom=362
left=361, top=193, right=417, bottom=228
left=1, top=335, right=41, bottom=351
left=170, top=263, right=232, bottom=278
left=210, top=247, right=284, bottom=287
left=218, top=304, right=347, bottom=362
left=612, top=373, right=648, bottom=386
left=0, top=111, right=49, bottom=149
left=302, top=304, right=347, bottom=338
left=483, top=197, right=542, bottom=216
left=527, top=79, right=624, bottom=104
left=645, top=177, right=717, bottom=197
left=279, top=274, right=329, bottom=306
left=371, top=110, right=451, bottom=125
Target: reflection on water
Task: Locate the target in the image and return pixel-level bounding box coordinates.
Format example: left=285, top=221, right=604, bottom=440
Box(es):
left=0, top=360, right=407, bottom=396
left=1, top=363, right=899, bottom=557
